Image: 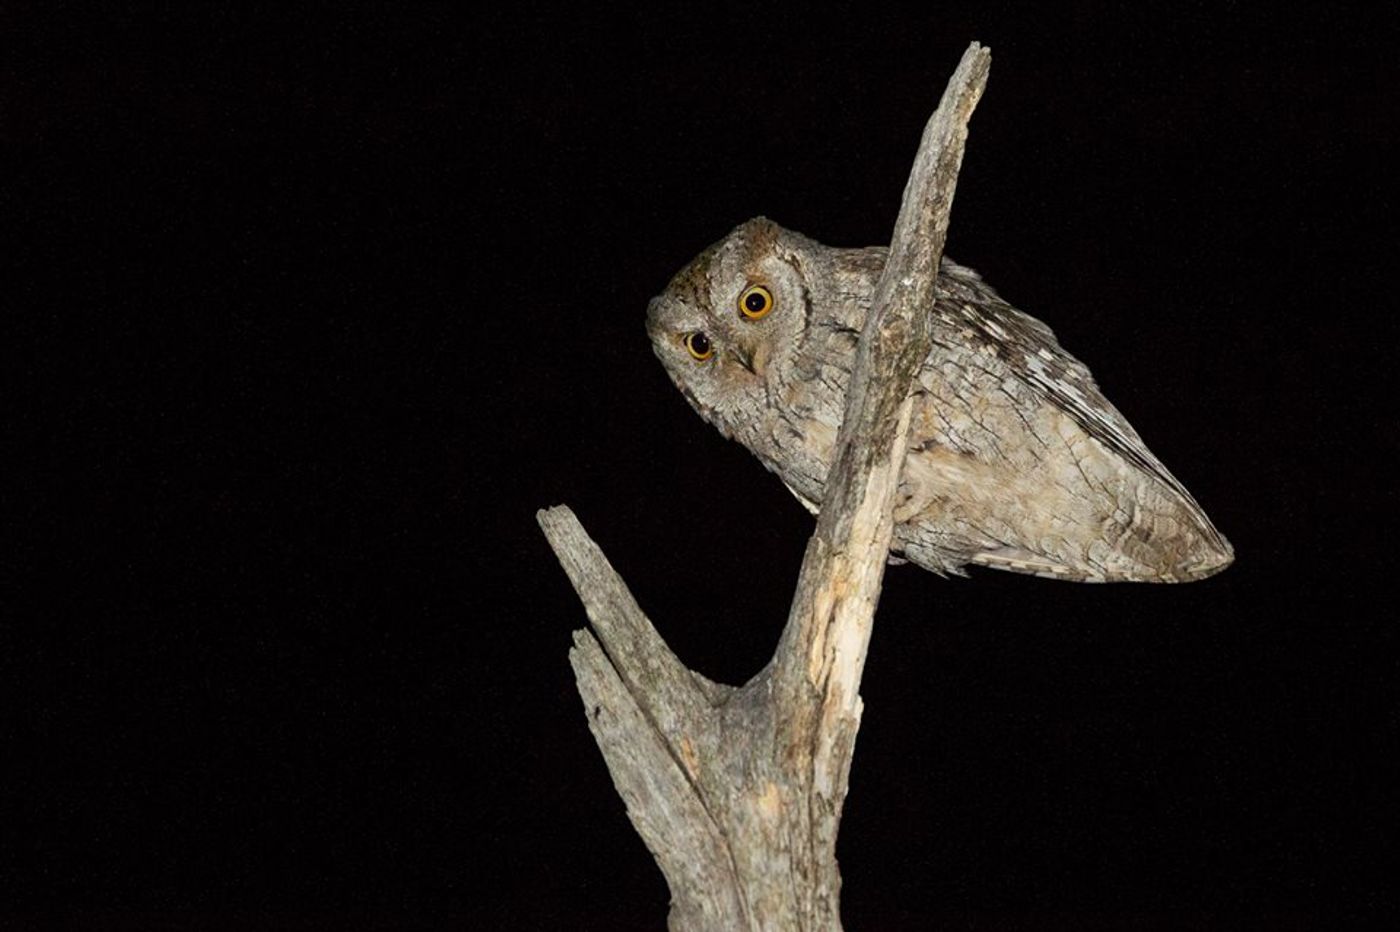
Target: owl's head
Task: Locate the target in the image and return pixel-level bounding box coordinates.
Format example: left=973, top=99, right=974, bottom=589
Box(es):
left=647, top=217, right=818, bottom=436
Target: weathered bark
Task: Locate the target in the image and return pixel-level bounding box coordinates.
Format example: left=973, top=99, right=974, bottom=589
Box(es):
left=537, top=42, right=992, bottom=931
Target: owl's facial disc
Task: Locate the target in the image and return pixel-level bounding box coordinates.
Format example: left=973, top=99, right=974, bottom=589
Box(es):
left=646, top=294, right=766, bottom=427
left=647, top=218, right=808, bottom=427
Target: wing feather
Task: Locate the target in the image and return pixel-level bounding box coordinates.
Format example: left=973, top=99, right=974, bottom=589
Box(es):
left=934, top=259, right=1215, bottom=529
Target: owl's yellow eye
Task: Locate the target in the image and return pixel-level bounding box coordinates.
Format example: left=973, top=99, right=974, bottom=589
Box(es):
left=738, top=284, right=774, bottom=320
left=685, top=332, right=715, bottom=361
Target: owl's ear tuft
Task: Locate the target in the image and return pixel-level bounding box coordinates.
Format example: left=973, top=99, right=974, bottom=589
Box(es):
left=732, top=216, right=784, bottom=253
left=741, top=215, right=778, bottom=232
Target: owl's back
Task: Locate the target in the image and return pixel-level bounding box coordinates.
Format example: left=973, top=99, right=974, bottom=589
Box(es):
left=774, top=243, right=1233, bottom=583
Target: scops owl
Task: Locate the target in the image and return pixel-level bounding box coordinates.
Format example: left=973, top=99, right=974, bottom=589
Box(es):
left=647, top=218, right=1233, bottom=583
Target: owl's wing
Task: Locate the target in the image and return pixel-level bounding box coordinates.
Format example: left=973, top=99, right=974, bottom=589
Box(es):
left=934, top=262, right=1207, bottom=515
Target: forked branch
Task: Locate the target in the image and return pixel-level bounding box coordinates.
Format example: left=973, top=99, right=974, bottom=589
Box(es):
left=538, top=42, right=991, bottom=931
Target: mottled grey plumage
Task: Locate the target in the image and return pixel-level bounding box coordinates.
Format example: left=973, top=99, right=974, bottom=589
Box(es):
left=647, top=217, right=1233, bottom=582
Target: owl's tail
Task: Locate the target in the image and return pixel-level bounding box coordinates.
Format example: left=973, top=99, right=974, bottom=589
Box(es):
left=965, top=477, right=1235, bottom=583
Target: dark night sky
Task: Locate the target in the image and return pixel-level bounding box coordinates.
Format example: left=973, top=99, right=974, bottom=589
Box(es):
left=6, top=3, right=1397, bottom=929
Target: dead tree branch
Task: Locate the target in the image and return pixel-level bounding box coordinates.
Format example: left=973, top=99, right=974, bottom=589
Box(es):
left=538, top=42, right=992, bottom=931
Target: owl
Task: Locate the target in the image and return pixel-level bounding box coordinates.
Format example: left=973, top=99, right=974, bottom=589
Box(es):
left=647, top=217, right=1234, bottom=582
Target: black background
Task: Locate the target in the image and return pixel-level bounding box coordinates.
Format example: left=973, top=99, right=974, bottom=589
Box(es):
left=6, top=2, right=1397, bottom=929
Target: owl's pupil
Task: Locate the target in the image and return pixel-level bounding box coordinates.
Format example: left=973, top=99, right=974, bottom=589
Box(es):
left=691, top=333, right=710, bottom=354
left=745, top=292, right=766, bottom=312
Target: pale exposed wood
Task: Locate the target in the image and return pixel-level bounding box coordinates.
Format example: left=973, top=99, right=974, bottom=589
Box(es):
left=537, top=42, right=992, bottom=931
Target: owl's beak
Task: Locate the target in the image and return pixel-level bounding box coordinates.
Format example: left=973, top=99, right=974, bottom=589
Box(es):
left=731, top=347, right=759, bottom=375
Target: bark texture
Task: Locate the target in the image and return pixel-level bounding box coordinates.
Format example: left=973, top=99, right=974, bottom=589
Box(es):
left=537, top=43, right=992, bottom=931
